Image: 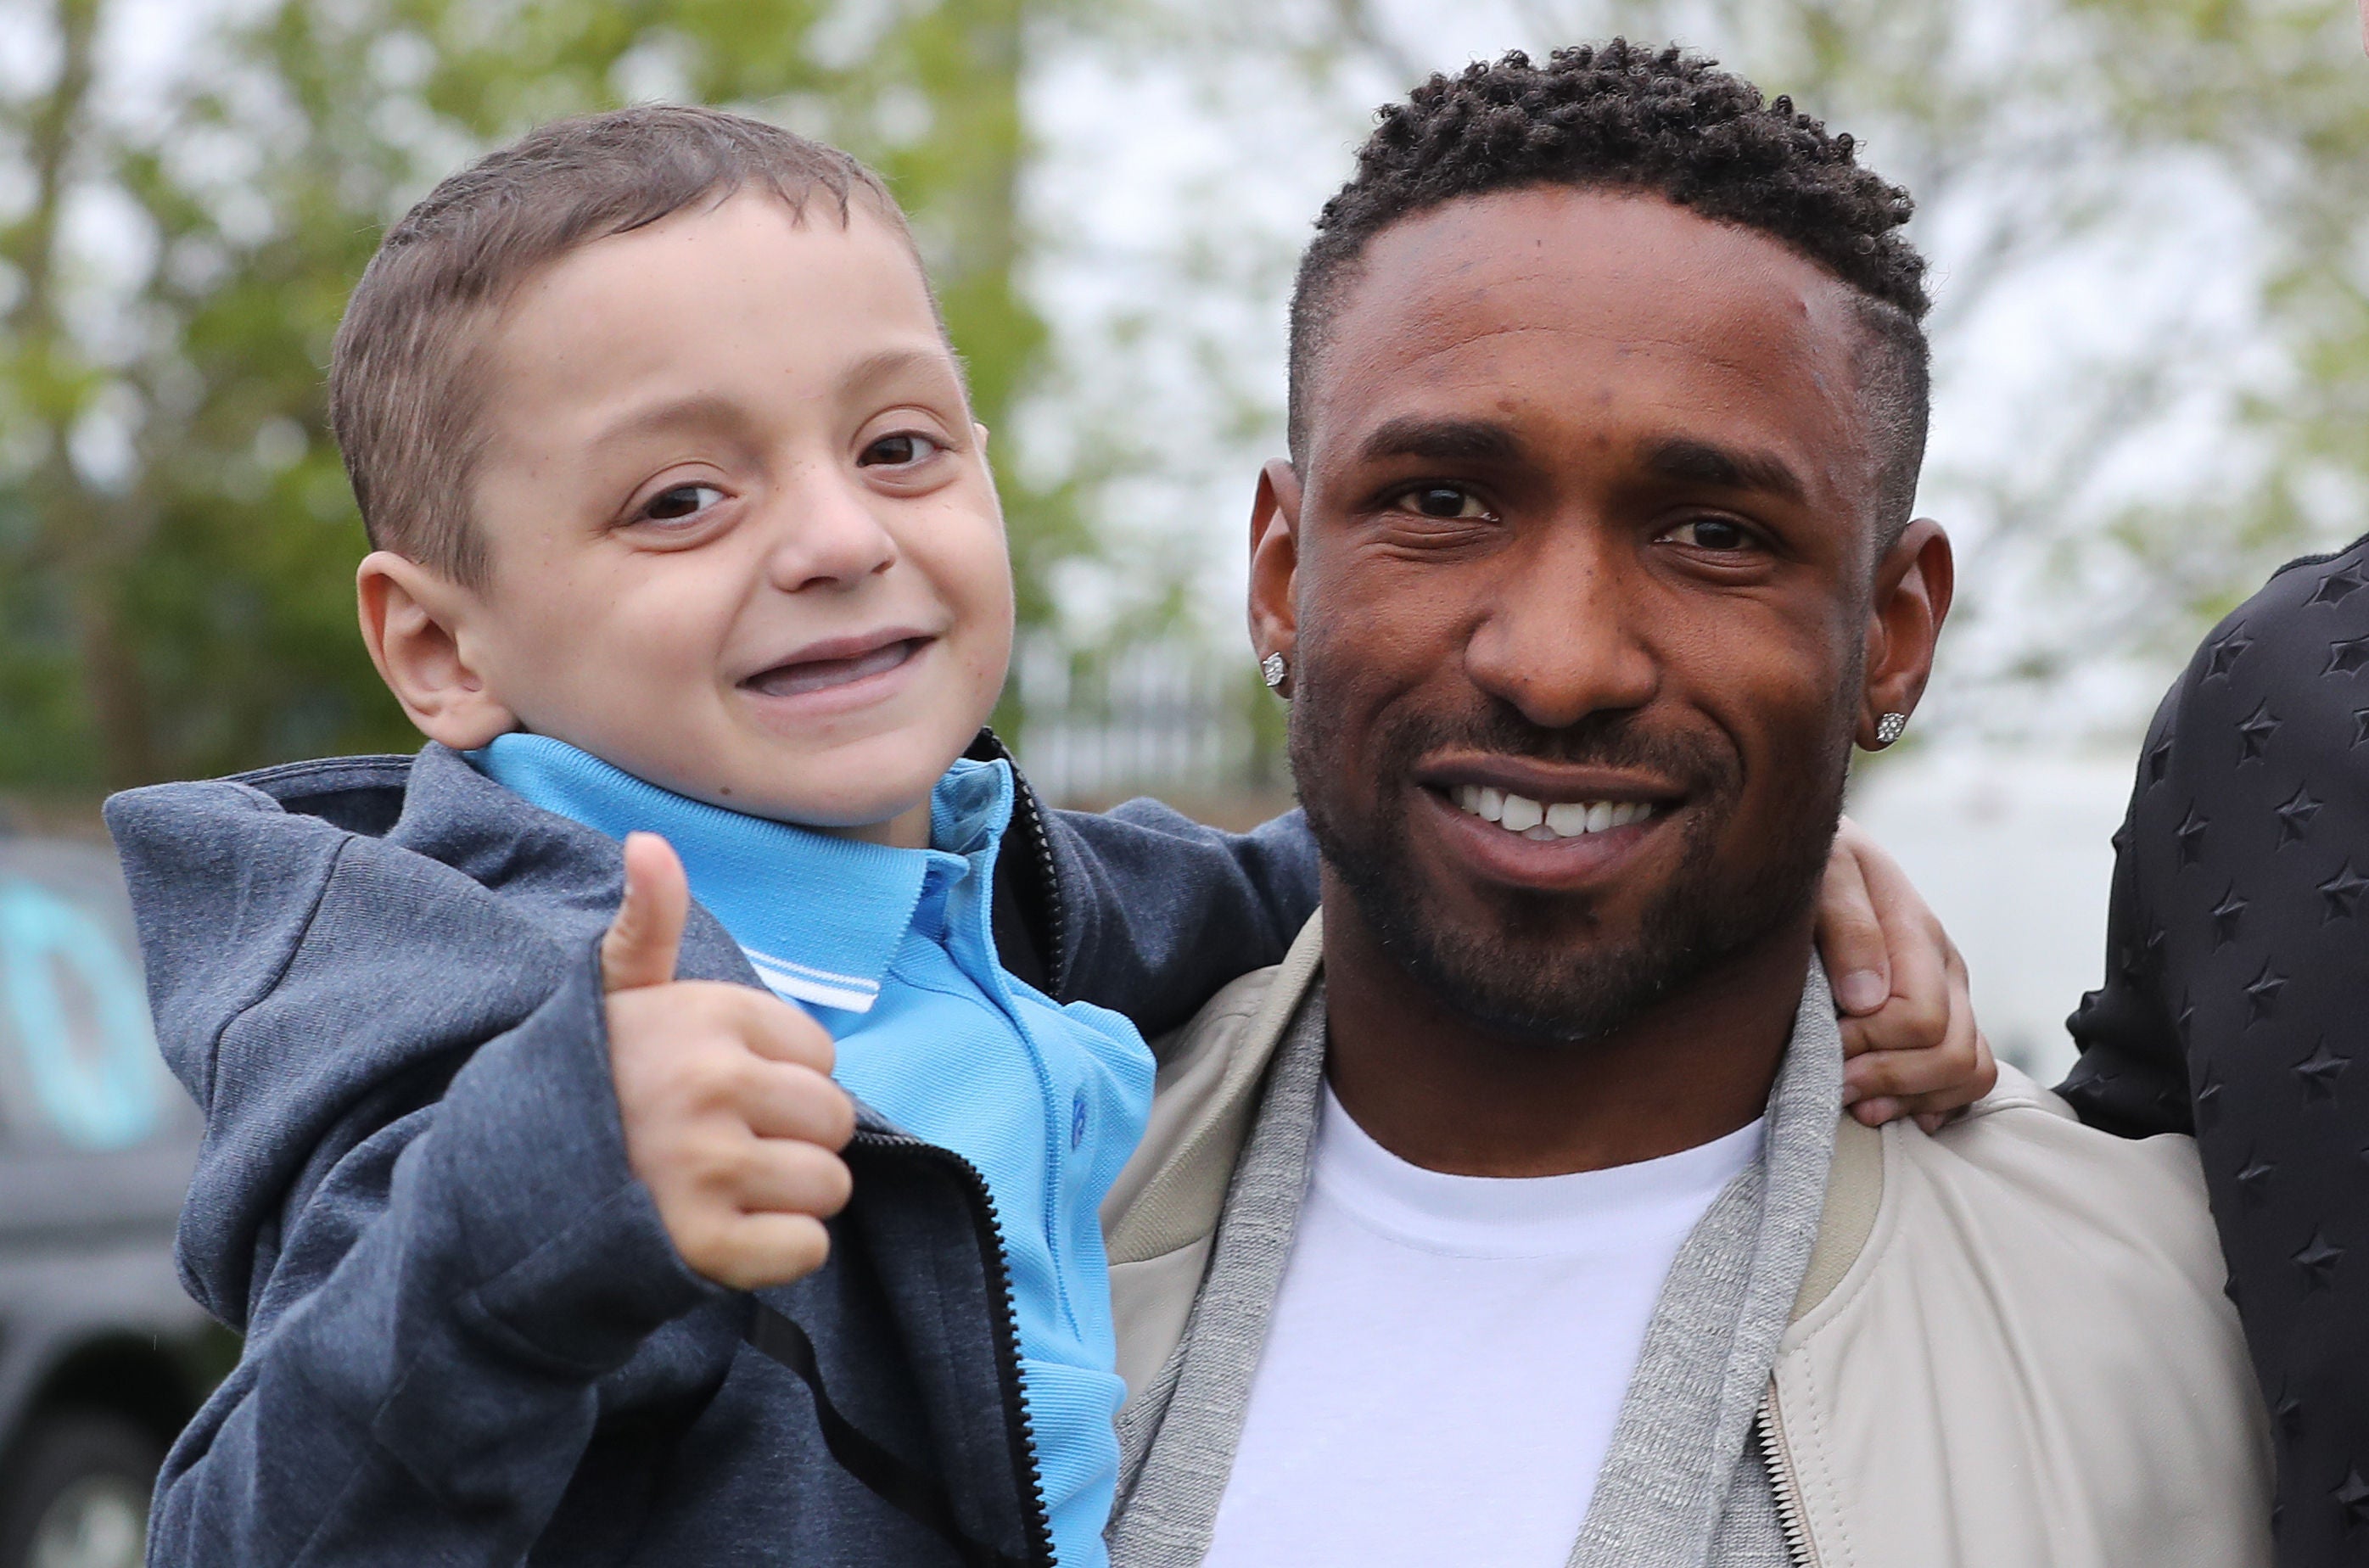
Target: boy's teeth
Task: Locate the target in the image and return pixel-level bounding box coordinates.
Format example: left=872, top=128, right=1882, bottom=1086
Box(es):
left=1449, top=787, right=1655, bottom=840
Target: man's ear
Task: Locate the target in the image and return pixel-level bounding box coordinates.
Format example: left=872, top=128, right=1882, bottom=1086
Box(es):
left=1248, top=458, right=1304, bottom=696
left=356, top=551, right=518, bottom=749
left=1857, top=518, right=1953, bottom=750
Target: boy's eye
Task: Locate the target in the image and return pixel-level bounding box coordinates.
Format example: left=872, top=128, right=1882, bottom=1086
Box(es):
left=640, top=483, right=725, bottom=524
left=860, top=432, right=944, bottom=468
left=1392, top=486, right=1491, bottom=521
left=1664, top=518, right=1758, bottom=552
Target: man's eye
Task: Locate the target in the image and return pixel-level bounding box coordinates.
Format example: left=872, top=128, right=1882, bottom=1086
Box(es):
left=860, top=432, right=944, bottom=468
left=1394, top=486, right=1490, bottom=520
left=1666, top=518, right=1757, bottom=552
left=641, top=484, right=724, bottom=524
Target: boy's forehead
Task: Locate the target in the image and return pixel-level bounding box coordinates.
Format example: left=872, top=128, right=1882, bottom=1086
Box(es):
left=505, top=191, right=935, bottom=339
left=480, top=192, right=957, bottom=429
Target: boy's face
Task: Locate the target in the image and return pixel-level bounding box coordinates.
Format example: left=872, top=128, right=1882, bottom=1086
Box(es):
left=415, top=193, right=1012, bottom=835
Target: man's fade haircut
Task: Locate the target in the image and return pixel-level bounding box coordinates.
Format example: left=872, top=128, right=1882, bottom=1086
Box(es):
left=328, top=104, right=909, bottom=587
left=1288, top=42, right=1934, bottom=543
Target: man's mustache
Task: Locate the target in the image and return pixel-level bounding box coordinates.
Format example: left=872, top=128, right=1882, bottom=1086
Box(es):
left=1374, top=703, right=1739, bottom=795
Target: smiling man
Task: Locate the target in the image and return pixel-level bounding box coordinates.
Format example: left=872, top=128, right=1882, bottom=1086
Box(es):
left=1100, top=44, right=2271, bottom=1568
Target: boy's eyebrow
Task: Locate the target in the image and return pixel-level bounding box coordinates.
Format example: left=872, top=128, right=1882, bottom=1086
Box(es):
left=593, top=391, right=757, bottom=446
left=839, top=344, right=966, bottom=399
left=591, top=348, right=965, bottom=449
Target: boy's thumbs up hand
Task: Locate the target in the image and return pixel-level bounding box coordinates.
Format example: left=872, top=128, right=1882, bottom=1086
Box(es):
left=602, top=832, right=856, bottom=1291
left=602, top=832, right=691, bottom=993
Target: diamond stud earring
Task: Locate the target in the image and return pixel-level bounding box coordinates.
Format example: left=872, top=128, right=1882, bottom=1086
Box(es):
left=1261, top=652, right=1289, bottom=691
left=1874, top=711, right=1909, bottom=747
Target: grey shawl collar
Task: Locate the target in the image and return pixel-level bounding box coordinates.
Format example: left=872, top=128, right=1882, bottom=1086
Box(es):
left=1109, top=967, right=1844, bottom=1568
left=1569, top=971, right=1841, bottom=1567
left=1110, top=986, right=1330, bottom=1564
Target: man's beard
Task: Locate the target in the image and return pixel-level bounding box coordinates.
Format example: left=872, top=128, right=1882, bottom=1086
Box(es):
left=1290, top=658, right=1852, bottom=1047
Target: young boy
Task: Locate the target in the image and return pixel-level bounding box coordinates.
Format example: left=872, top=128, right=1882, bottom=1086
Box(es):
left=106, top=105, right=1980, bottom=1568
left=109, top=104, right=1324, bottom=1568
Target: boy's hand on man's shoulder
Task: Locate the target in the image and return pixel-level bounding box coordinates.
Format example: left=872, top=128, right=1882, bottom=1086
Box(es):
left=603, top=832, right=857, bottom=1291
left=1817, top=817, right=1997, bottom=1133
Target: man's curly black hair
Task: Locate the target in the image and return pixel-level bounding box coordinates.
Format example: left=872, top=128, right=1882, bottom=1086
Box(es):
left=1289, top=41, right=1934, bottom=540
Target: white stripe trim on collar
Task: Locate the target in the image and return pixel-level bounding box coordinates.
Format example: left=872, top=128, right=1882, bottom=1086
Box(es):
left=743, top=948, right=880, bottom=1014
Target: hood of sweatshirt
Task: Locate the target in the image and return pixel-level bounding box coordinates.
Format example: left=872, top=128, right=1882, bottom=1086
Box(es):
left=101, top=744, right=763, bottom=1330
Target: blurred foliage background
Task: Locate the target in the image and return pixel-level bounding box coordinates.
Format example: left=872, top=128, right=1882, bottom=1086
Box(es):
left=4, top=0, right=2369, bottom=806
left=1, top=0, right=1066, bottom=792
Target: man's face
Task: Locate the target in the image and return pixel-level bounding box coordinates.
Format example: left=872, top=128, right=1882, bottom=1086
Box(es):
left=1268, top=188, right=1896, bottom=1043
left=454, top=193, right=1013, bottom=828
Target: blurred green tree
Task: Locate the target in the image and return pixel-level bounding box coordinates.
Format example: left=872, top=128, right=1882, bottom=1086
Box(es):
left=14, top=0, right=2369, bottom=797
left=0, top=0, right=1074, bottom=790
left=2069, top=0, right=2369, bottom=600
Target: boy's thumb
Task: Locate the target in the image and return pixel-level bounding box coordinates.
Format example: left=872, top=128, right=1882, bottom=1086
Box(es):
left=602, top=832, right=689, bottom=994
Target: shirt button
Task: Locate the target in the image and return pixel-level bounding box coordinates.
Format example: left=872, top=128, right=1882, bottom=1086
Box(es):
left=1070, top=1091, right=1088, bottom=1151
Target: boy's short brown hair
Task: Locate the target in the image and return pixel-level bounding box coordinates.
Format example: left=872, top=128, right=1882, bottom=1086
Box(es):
left=328, top=104, right=904, bottom=586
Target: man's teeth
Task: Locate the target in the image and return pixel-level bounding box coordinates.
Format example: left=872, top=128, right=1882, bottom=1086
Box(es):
left=1451, top=785, right=1655, bottom=841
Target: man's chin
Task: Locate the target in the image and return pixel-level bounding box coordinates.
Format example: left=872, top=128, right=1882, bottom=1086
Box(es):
left=1389, top=904, right=1708, bottom=1046
left=1319, top=806, right=1808, bottom=1048
left=1325, top=840, right=1692, bottom=1046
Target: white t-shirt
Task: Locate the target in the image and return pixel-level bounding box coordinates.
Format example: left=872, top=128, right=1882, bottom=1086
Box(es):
left=1201, top=1086, right=1763, bottom=1568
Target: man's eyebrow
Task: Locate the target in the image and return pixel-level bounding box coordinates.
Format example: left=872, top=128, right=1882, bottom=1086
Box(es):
left=1642, top=436, right=1808, bottom=505
left=1355, top=416, right=1525, bottom=467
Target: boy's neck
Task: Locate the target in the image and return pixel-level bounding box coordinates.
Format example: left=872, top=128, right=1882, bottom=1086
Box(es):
left=820, top=801, right=934, bottom=851
left=480, top=731, right=941, bottom=851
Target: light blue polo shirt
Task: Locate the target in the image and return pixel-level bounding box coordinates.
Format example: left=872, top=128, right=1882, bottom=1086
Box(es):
left=473, top=734, right=1153, bottom=1568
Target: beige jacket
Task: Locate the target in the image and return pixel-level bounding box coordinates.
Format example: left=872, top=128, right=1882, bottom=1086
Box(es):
left=1102, top=915, right=2273, bottom=1567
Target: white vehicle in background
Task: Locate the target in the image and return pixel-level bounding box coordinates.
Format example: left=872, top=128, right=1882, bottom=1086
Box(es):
left=0, top=835, right=228, bottom=1568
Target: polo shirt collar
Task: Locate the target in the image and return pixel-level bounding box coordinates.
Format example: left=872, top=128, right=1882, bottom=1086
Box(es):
left=471, top=733, right=1012, bottom=1015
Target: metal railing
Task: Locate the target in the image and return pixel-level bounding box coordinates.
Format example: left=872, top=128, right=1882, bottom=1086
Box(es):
left=1011, top=636, right=1282, bottom=806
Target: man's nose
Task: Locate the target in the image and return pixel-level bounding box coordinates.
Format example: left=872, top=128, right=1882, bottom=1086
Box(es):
left=764, top=466, right=899, bottom=592
left=1462, top=528, right=1659, bottom=729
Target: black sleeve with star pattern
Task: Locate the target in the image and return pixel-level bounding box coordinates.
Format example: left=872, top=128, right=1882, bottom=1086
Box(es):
left=2061, top=533, right=2369, bottom=1564
left=2058, top=678, right=2196, bottom=1139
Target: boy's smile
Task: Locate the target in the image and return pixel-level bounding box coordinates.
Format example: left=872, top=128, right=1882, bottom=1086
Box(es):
left=359, top=192, right=1013, bottom=843
left=738, top=628, right=937, bottom=706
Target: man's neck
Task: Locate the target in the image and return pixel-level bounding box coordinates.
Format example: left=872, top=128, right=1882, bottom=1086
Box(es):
left=1319, top=874, right=1812, bottom=1179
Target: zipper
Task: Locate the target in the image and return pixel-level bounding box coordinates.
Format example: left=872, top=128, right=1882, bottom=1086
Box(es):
left=953, top=732, right=1081, bottom=1337
left=1015, top=781, right=1067, bottom=988
left=1754, top=1391, right=1816, bottom=1568
left=968, top=728, right=1069, bottom=993
left=852, top=1127, right=1058, bottom=1568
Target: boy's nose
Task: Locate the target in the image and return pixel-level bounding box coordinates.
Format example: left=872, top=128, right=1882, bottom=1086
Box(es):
left=765, top=469, right=899, bottom=591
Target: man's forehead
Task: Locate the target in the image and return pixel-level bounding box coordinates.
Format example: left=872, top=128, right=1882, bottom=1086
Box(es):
left=1307, top=188, right=1871, bottom=487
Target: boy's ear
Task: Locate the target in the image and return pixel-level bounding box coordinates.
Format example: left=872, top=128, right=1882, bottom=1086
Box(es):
left=356, top=551, right=518, bottom=750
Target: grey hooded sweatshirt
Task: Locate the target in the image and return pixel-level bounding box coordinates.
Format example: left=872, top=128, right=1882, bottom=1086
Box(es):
left=104, top=738, right=1318, bottom=1568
